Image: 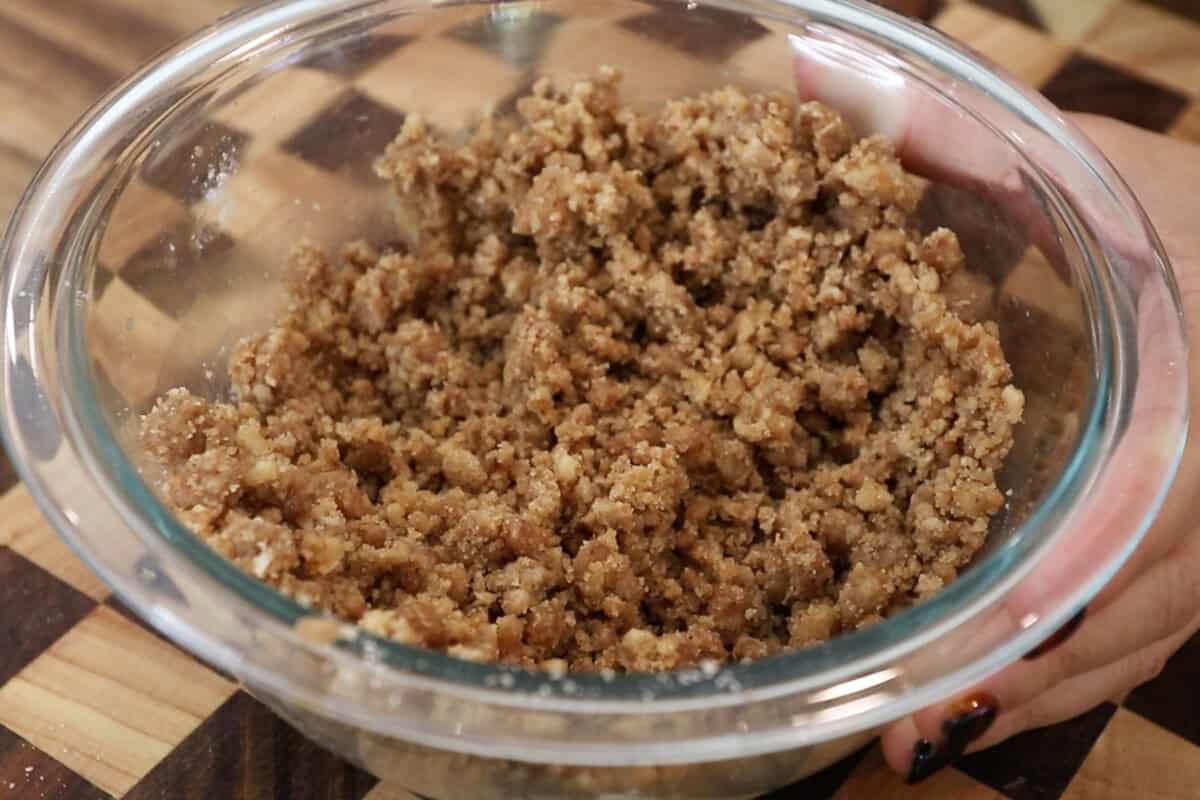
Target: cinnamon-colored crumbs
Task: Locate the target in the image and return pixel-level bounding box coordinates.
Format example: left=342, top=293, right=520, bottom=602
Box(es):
left=141, top=69, right=1023, bottom=673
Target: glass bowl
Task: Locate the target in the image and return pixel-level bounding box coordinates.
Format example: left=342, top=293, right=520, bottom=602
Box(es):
left=0, top=0, right=1187, bottom=797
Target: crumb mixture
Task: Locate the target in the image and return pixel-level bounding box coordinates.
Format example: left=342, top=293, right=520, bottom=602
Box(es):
left=142, top=69, right=1023, bottom=672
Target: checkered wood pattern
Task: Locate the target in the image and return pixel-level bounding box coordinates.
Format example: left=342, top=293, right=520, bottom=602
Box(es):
left=1, top=0, right=1198, bottom=797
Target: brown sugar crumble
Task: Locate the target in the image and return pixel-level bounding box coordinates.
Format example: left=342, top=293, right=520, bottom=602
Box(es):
left=141, top=69, right=1024, bottom=673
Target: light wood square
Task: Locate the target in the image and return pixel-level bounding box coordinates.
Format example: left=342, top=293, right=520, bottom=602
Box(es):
left=210, top=67, right=349, bottom=156
left=538, top=18, right=712, bottom=110
left=103, top=0, right=247, bottom=35
left=1, top=0, right=168, bottom=76
left=724, top=32, right=800, bottom=93
left=1082, top=1, right=1200, bottom=98
left=1062, top=707, right=1200, bottom=800
left=1000, top=245, right=1084, bottom=330
left=364, top=784, right=423, bottom=800
left=1027, top=0, right=1123, bottom=44
left=88, top=275, right=181, bottom=409
left=98, top=178, right=190, bottom=272
left=354, top=38, right=523, bottom=130
left=0, top=606, right=236, bottom=798
left=191, top=149, right=387, bottom=252
left=833, top=745, right=1005, bottom=799
left=935, top=3, right=1072, bottom=87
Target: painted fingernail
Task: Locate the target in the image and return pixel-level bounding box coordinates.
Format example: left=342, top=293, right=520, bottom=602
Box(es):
left=906, top=692, right=999, bottom=784
left=1024, top=607, right=1087, bottom=660
left=907, top=738, right=937, bottom=784
left=943, top=692, right=999, bottom=745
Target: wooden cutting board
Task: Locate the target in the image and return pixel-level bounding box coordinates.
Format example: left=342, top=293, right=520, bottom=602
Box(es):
left=1, top=1, right=1199, bottom=798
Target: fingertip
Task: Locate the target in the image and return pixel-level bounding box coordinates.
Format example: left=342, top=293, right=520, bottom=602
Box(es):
left=910, top=702, right=952, bottom=742
left=792, top=50, right=817, bottom=99
left=788, top=31, right=911, bottom=144
left=880, top=715, right=922, bottom=774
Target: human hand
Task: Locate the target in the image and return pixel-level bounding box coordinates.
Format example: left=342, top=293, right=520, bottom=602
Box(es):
left=792, top=32, right=1200, bottom=783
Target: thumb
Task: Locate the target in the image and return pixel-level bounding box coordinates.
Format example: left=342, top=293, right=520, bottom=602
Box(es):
left=1067, top=114, right=1200, bottom=280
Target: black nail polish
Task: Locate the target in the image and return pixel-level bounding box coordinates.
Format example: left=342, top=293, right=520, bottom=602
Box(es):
left=906, top=692, right=999, bottom=784
left=943, top=693, right=998, bottom=748
left=907, top=738, right=938, bottom=784
left=1024, top=607, right=1087, bottom=660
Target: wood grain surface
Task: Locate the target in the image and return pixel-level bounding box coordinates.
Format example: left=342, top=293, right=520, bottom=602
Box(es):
left=0, top=1, right=1198, bottom=798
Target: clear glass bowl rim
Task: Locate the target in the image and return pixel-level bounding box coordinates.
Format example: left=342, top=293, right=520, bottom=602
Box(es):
left=0, top=0, right=1188, bottom=764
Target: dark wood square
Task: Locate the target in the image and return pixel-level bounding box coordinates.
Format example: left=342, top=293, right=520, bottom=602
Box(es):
left=123, top=692, right=377, bottom=800
left=281, top=89, right=406, bottom=179
left=958, top=701, right=1118, bottom=800
left=870, top=0, right=947, bottom=22
left=140, top=121, right=251, bottom=205
left=302, top=33, right=411, bottom=77
left=619, top=4, right=771, bottom=62
left=0, top=451, right=17, bottom=496
left=445, top=8, right=565, bottom=68
left=0, top=549, right=97, bottom=686
left=0, top=15, right=121, bottom=101
left=1125, top=631, right=1200, bottom=748
left=1141, top=0, right=1200, bottom=24
left=915, top=182, right=1029, bottom=284
left=92, top=264, right=117, bottom=300
left=116, top=218, right=235, bottom=319
left=495, top=74, right=540, bottom=119
left=33, top=0, right=178, bottom=67
left=0, top=724, right=113, bottom=800
left=1040, top=53, right=1189, bottom=133
left=970, top=0, right=1045, bottom=29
